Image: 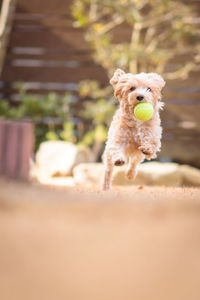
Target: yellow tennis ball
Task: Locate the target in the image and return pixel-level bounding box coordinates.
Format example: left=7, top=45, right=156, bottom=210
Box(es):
left=134, top=102, right=154, bottom=121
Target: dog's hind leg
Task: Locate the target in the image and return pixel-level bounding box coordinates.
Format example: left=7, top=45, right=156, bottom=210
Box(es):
left=126, top=152, right=144, bottom=181
left=101, top=144, right=126, bottom=190
left=101, top=162, right=113, bottom=191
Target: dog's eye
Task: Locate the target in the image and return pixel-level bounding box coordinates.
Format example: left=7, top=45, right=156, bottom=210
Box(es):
left=147, top=87, right=151, bottom=92
left=130, top=87, right=136, bottom=91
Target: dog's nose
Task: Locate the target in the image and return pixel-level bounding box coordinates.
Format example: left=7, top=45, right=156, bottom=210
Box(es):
left=136, top=95, right=144, bottom=101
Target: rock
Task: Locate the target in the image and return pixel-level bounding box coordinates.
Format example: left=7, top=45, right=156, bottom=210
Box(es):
left=73, top=162, right=182, bottom=187
left=34, top=141, right=92, bottom=178
left=113, top=165, right=150, bottom=186
left=73, top=163, right=104, bottom=187
left=139, top=162, right=181, bottom=187
left=73, top=163, right=147, bottom=187
left=33, top=156, right=200, bottom=188
left=113, top=162, right=182, bottom=187
left=35, top=176, right=75, bottom=187
left=179, top=165, right=200, bottom=187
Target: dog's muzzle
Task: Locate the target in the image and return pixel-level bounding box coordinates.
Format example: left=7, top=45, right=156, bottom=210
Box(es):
left=136, top=95, right=144, bottom=101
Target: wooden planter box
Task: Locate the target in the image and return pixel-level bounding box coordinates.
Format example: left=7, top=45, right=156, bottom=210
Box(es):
left=0, top=119, right=34, bottom=180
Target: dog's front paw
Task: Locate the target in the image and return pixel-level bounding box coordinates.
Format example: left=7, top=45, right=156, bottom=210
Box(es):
left=145, top=153, right=155, bottom=160
left=139, top=145, right=153, bottom=155
left=126, top=168, right=137, bottom=180
left=114, top=159, right=125, bottom=166
left=139, top=145, right=154, bottom=159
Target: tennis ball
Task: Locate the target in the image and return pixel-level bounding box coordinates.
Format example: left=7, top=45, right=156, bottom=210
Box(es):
left=134, top=102, right=154, bottom=121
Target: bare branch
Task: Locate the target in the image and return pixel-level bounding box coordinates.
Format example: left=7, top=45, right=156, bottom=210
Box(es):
left=129, top=22, right=142, bottom=73
left=96, top=15, right=124, bottom=35
left=164, top=62, right=200, bottom=80
left=142, top=11, right=178, bottom=28
left=144, top=27, right=156, bottom=44
left=89, top=2, right=98, bottom=22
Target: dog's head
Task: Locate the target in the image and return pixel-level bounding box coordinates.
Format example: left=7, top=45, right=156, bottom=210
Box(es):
left=110, top=69, right=165, bottom=110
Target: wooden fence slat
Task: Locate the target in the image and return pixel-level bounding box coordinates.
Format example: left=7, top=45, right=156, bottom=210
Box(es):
left=9, top=28, right=89, bottom=49
left=6, top=58, right=95, bottom=68
left=14, top=13, right=74, bottom=27
left=15, top=0, right=199, bottom=14
left=16, top=0, right=73, bottom=14
left=2, top=65, right=108, bottom=83
left=7, top=52, right=93, bottom=62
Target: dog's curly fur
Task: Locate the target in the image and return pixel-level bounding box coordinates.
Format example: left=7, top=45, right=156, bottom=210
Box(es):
left=101, top=68, right=165, bottom=190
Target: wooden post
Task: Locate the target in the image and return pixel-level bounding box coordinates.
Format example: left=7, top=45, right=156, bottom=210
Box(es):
left=0, top=119, right=7, bottom=175
left=0, top=119, right=34, bottom=181
left=0, top=0, right=16, bottom=75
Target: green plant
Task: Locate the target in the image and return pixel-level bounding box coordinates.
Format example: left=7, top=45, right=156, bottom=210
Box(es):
left=72, top=0, right=200, bottom=79
left=0, top=90, right=75, bottom=149
left=70, top=0, right=200, bottom=160
left=0, top=84, right=115, bottom=158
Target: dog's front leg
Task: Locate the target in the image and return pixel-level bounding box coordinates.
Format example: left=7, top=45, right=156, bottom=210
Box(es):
left=126, top=151, right=144, bottom=180
left=136, top=128, right=160, bottom=160
left=101, top=162, right=113, bottom=191
left=101, top=144, right=126, bottom=190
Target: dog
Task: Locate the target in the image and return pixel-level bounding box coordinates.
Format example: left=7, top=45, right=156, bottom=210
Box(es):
left=101, top=68, right=165, bottom=191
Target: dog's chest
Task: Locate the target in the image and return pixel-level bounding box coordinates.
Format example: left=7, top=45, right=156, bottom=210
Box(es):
left=126, top=126, right=139, bottom=143
left=115, top=126, right=139, bottom=144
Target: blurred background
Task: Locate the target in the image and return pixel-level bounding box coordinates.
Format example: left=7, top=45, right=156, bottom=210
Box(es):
left=0, top=0, right=200, bottom=186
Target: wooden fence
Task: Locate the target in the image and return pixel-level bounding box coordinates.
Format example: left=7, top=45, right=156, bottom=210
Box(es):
left=0, top=0, right=199, bottom=166
left=0, top=0, right=108, bottom=98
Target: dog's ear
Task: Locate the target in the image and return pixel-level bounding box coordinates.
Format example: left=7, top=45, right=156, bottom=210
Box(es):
left=147, top=73, right=165, bottom=90
left=110, top=69, right=125, bottom=87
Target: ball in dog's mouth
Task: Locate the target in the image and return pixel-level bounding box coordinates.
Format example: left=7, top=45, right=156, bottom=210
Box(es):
left=134, top=102, right=154, bottom=121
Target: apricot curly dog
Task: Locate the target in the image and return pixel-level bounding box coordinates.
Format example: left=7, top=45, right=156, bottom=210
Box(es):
left=102, top=68, right=165, bottom=190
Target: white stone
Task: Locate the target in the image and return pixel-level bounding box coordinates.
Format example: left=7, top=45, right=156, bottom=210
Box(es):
left=179, top=165, right=200, bottom=187
left=73, top=163, right=104, bottom=187
left=36, top=176, right=75, bottom=187
left=34, top=141, right=92, bottom=178
left=73, top=162, right=182, bottom=187
left=138, top=162, right=181, bottom=186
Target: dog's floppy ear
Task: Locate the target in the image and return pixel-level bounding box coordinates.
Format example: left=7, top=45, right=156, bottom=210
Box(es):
left=110, top=68, right=125, bottom=87
left=147, top=73, right=165, bottom=90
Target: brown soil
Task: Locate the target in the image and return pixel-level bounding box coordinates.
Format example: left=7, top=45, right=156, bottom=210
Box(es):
left=0, top=179, right=200, bottom=300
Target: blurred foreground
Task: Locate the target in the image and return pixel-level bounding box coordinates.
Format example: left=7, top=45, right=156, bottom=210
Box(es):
left=0, top=179, right=200, bottom=300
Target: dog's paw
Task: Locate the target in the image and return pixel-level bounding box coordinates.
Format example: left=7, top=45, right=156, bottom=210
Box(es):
left=126, top=170, right=134, bottom=180
left=126, top=169, right=137, bottom=180
left=145, top=153, right=154, bottom=160
left=139, top=145, right=153, bottom=155
left=114, top=159, right=125, bottom=166
left=142, top=150, right=153, bottom=156
left=139, top=145, right=155, bottom=159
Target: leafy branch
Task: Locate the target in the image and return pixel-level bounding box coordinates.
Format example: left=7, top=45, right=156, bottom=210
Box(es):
left=72, top=0, right=200, bottom=80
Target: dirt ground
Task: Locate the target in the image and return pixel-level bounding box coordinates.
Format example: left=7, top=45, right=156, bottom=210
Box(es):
left=0, top=178, right=200, bottom=300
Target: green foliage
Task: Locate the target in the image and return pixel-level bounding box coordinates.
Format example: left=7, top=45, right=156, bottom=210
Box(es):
left=45, top=131, right=59, bottom=141
left=72, top=0, right=200, bottom=79
left=81, top=97, right=115, bottom=125
left=0, top=83, right=115, bottom=154
left=0, top=92, right=72, bottom=120
left=60, top=122, right=76, bottom=143
left=0, top=91, right=75, bottom=149
left=77, top=80, right=116, bottom=148
left=80, top=124, right=107, bottom=147
left=70, top=0, right=200, bottom=160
